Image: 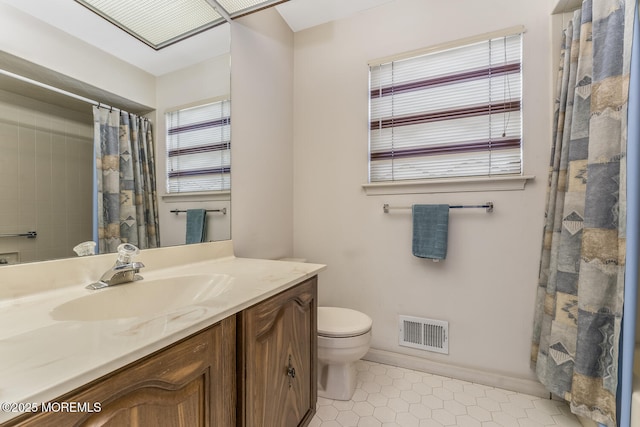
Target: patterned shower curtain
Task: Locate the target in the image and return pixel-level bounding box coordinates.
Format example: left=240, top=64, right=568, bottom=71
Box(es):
left=93, top=106, right=160, bottom=254
left=531, top=1, right=636, bottom=425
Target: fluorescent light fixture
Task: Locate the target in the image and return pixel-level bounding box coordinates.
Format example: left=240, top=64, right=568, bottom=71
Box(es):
left=75, top=0, right=288, bottom=50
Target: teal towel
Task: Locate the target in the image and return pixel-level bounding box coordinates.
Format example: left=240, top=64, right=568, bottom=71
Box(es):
left=412, top=204, right=449, bottom=260
left=186, top=209, right=207, bottom=244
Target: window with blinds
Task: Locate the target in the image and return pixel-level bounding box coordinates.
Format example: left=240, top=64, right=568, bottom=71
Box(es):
left=369, top=32, right=523, bottom=182
left=166, top=99, right=231, bottom=193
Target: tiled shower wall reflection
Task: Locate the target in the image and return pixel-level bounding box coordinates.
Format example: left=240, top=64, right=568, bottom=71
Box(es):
left=0, top=90, right=93, bottom=264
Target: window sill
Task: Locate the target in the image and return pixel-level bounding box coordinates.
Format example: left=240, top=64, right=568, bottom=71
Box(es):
left=161, top=191, right=231, bottom=202
left=362, top=175, right=535, bottom=195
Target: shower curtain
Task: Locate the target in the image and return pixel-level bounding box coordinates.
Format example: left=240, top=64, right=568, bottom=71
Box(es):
left=94, top=106, right=160, bottom=254
left=531, top=0, right=637, bottom=425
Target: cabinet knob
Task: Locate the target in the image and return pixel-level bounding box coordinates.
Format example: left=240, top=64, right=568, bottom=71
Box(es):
left=287, top=366, right=296, bottom=379
left=287, top=355, right=296, bottom=388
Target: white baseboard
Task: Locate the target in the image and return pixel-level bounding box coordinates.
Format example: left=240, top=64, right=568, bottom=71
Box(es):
left=363, top=348, right=550, bottom=398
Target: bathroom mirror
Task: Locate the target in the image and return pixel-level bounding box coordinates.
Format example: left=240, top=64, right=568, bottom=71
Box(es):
left=0, top=2, right=231, bottom=265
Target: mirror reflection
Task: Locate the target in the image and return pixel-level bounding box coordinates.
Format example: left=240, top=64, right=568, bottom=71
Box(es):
left=0, top=1, right=231, bottom=265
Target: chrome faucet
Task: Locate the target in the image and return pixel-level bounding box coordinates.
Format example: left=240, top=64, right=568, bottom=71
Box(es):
left=86, top=243, right=145, bottom=290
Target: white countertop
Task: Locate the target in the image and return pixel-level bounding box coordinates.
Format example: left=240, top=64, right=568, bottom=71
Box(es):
left=0, top=243, right=324, bottom=423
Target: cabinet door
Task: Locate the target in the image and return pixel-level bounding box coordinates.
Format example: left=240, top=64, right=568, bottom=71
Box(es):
left=7, top=316, right=236, bottom=427
left=238, top=277, right=317, bottom=427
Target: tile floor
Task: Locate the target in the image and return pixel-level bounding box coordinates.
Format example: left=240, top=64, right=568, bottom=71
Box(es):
left=309, top=360, right=582, bottom=427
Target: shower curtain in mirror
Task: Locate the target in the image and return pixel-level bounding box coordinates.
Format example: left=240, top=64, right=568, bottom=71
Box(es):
left=531, top=1, right=636, bottom=425
left=94, top=107, right=160, bottom=254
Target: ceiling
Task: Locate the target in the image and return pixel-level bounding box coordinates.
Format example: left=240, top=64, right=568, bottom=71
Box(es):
left=1, top=0, right=394, bottom=77
left=275, top=0, right=394, bottom=33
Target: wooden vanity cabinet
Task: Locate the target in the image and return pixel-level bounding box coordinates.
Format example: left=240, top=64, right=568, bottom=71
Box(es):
left=237, top=276, right=317, bottom=427
left=5, top=277, right=318, bottom=427
left=6, top=316, right=236, bottom=427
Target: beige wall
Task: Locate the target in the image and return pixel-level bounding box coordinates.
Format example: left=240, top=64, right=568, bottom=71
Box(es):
left=230, top=9, right=295, bottom=259
left=0, top=90, right=93, bottom=263
left=291, top=0, right=553, bottom=386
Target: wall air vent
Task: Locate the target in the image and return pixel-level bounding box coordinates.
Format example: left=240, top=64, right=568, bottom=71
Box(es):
left=399, top=315, right=449, bottom=354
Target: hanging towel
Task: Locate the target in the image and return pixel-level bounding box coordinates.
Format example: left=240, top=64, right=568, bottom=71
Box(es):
left=412, top=204, right=449, bottom=260
left=186, top=209, right=207, bottom=244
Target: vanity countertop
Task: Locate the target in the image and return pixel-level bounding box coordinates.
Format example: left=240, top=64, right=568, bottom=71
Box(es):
left=0, top=242, right=325, bottom=423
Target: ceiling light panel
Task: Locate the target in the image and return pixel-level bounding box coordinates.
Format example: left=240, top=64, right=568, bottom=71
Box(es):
left=76, top=0, right=225, bottom=49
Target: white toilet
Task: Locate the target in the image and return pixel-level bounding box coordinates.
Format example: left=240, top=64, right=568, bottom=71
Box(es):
left=317, top=306, right=373, bottom=400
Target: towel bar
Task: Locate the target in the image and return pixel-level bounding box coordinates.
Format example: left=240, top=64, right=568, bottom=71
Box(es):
left=383, top=202, right=493, bottom=214
left=0, top=231, right=37, bottom=238
left=170, top=208, right=227, bottom=215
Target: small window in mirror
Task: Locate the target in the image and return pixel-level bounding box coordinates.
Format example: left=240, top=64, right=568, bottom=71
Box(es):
left=166, top=100, right=231, bottom=193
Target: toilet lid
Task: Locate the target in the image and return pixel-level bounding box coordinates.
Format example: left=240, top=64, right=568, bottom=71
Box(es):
left=318, top=307, right=372, bottom=338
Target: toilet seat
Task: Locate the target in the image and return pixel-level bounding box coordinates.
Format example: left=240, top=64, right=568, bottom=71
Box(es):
left=318, top=307, right=372, bottom=338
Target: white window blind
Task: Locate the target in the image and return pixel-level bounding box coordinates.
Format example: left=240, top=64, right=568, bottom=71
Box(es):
left=369, top=32, right=523, bottom=182
left=166, top=99, right=231, bottom=193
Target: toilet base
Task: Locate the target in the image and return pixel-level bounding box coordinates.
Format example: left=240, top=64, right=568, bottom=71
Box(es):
left=317, top=360, right=357, bottom=401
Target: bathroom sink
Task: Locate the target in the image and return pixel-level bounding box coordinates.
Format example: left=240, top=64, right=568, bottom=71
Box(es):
left=50, top=274, right=232, bottom=321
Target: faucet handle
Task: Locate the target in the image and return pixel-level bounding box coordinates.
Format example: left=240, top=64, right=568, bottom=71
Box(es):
left=116, top=243, right=140, bottom=264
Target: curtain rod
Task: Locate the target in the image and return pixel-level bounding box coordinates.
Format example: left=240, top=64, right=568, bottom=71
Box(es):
left=0, top=68, right=120, bottom=112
